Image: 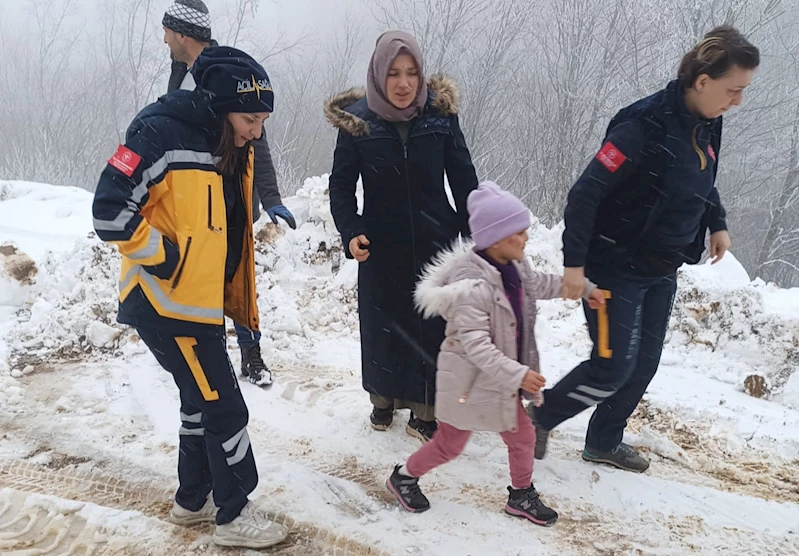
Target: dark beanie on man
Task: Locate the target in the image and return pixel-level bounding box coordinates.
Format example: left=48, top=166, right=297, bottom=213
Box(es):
left=192, top=46, right=275, bottom=114
left=163, top=0, right=212, bottom=43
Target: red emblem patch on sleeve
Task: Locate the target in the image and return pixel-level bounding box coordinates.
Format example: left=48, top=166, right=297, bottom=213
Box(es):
left=596, top=141, right=626, bottom=173
left=108, top=145, right=142, bottom=177
left=708, top=144, right=717, bottom=162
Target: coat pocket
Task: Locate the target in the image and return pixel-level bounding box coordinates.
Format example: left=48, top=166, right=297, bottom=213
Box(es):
left=436, top=367, right=507, bottom=432
left=170, top=236, right=193, bottom=292
left=207, top=184, right=223, bottom=233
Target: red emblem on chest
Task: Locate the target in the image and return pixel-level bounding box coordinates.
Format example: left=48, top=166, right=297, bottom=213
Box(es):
left=596, top=141, right=626, bottom=173
left=707, top=144, right=717, bottom=162
left=109, top=145, right=142, bottom=177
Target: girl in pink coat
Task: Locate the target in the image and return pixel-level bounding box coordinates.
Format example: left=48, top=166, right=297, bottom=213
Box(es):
left=386, top=181, right=604, bottom=526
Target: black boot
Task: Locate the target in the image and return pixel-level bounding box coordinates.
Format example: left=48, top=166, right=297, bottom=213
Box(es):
left=240, top=344, right=272, bottom=386
left=370, top=405, right=394, bottom=431
left=505, top=485, right=558, bottom=526
left=386, top=465, right=430, bottom=513
left=527, top=404, right=550, bottom=460
left=406, top=413, right=437, bottom=443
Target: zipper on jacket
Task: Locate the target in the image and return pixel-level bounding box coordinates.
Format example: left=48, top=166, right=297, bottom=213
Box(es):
left=207, top=185, right=222, bottom=233
left=691, top=125, right=708, bottom=171
left=170, top=236, right=192, bottom=292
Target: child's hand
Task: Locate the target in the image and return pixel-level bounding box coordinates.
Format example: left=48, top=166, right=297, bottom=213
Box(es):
left=521, top=370, right=546, bottom=394
left=587, top=288, right=606, bottom=310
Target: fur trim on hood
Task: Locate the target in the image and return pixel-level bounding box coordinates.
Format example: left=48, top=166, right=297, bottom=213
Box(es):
left=414, top=240, right=494, bottom=320
left=323, top=75, right=461, bottom=136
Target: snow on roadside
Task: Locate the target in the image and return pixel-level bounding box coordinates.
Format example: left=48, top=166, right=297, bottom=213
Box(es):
left=1, top=176, right=799, bottom=408
left=2, top=177, right=799, bottom=555
left=0, top=180, right=93, bottom=260
left=6, top=238, right=122, bottom=370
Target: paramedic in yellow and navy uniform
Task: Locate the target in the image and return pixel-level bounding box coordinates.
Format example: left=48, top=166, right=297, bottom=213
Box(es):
left=92, top=46, right=288, bottom=551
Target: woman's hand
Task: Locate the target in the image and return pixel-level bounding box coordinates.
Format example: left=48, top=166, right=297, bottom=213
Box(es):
left=349, top=235, right=371, bottom=262
left=709, top=230, right=731, bottom=264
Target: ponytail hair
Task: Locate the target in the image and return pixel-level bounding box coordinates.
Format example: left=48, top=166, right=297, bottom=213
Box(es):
left=678, top=25, right=760, bottom=89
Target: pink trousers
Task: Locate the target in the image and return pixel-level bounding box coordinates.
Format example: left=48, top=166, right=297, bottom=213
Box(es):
left=406, top=400, right=536, bottom=488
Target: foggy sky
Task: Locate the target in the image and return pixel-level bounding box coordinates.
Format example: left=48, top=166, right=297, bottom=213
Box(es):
left=4, top=0, right=373, bottom=59
left=4, top=0, right=364, bottom=30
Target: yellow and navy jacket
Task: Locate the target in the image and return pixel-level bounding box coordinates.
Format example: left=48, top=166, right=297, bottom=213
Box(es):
left=92, top=89, right=259, bottom=335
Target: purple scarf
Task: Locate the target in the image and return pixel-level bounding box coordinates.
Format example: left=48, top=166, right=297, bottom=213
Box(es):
left=366, top=31, right=428, bottom=122
left=477, top=251, right=525, bottom=360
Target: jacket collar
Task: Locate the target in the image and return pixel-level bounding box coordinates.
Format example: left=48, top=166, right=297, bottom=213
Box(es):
left=666, top=79, right=716, bottom=130
left=130, top=89, right=222, bottom=146
left=414, top=240, right=520, bottom=319
left=324, top=75, right=461, bottom=136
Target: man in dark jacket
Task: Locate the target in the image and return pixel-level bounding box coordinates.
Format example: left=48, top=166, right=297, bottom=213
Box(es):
left=163, top=0, right=296, bottom=385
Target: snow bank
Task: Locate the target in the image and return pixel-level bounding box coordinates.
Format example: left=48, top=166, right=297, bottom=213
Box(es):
left=7, top=238, right=122, bottom=367
left=782, top=372, right=799, bottom=410
left=0, top=242, right=37, bottom=307
left=521, top=220, right=799, bottom=403
left=1, top=176, right=798, bottom=408
left=0, top=180, right=93, bottom=260
left=667, top=259, right=799, bottom=400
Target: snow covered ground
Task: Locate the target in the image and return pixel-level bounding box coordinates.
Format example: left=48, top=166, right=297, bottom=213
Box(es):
left=0, top=177, right=798, bottom=555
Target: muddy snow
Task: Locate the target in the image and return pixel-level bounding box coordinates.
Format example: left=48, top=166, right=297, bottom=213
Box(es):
left=1, top=177, right=798, bottom=555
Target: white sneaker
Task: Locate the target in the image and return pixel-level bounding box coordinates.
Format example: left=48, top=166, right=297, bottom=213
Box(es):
left=168, top=493, right=217, bottom=526
left=212, top=501, right=289, bottom=549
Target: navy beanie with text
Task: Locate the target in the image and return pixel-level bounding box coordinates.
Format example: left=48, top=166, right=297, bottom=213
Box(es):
left=191, top=46, right=274, bottom=114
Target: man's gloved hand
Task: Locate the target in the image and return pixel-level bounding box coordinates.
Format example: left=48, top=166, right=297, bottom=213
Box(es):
left=266, top=204, right=296, bottom=229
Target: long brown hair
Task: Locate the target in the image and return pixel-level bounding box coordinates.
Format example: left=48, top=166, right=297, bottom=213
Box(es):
left=678, top=26, right=760, bottom=89
left=215, top=116, right=250, bottom=176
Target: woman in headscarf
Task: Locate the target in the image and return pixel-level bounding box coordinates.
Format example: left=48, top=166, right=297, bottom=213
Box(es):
left=325, top=31, right=479, bottom=442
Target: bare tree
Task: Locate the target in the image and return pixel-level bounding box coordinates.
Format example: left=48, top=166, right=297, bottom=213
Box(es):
left=4, top=0, right=799, bottom=286
left=373, top=0, right=491, bottom=74
left=752, top=19, right=799, bottom=282
left=215, top=0, right=312, bottom=62
left=97, top=0, right=169, bottom=135
left=265, top=8, right=367, bottom=193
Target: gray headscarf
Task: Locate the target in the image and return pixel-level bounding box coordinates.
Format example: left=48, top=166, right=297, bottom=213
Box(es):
left=366, top=31, right=428, bottom=122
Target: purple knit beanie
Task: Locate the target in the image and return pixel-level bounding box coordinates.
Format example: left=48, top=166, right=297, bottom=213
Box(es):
left=467, top=181, right=530, bottom=250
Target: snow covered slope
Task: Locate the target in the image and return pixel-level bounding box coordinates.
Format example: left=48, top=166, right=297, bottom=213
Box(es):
left=1, top=178, right=797, bottom=555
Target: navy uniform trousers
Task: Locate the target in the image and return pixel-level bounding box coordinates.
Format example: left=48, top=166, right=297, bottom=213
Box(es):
left=535, top=272, right=678, bottom=452
left=137, top=327, right=257, bottom=525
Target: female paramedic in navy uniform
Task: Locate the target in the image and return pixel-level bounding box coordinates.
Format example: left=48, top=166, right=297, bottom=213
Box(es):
left=92, top=46, right=288, bottom=550
left=531, top=26, right=759, bottom=473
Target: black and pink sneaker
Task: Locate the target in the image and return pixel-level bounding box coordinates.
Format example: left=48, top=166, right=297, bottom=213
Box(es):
left=386, top=465, right=430, bottom=513
left=504, top=485, right=558, bottom=526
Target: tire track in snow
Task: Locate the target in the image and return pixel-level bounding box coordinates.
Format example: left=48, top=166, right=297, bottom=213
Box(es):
left=26, top=352, right=799, bottom=510
left=269, top=359, right=799, bottom=506
left=10, top=358, right=798, bottom=554
left=0, top=488, right=125, bottom=556
left=0, top=460, right=391, bottom=556
left=626, top=399, right=799, bottom=504
left=249, top=420, right=799, bottom=556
